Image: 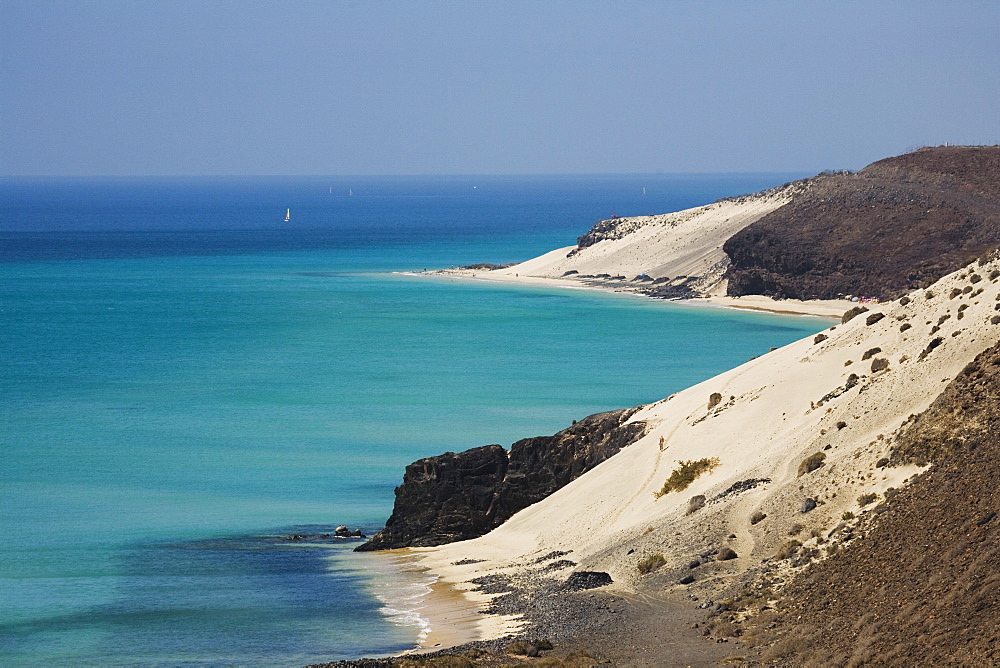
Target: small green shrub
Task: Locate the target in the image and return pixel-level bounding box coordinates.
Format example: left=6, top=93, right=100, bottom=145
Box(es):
left=505, top=640, right=537, bottom=657
left=861, top=346, right=882, bottom=361
left=842, top=305, right=869, bottom=323
left=858, top=492, right=878, bottom=506
left=813, top=333, right=828, bottom=344
left=842, top=511, right=855, bottom=520
left=750, top=510, right=767, bottom=525
left=708, top=392, right=723, bottom=410
left=654, top=458, right=720, bottom=497
left=637, top=553, right=667, bottom=574
left=797, top=451, right=826, bottom=476
left=775, top=540, right=802, bottom=560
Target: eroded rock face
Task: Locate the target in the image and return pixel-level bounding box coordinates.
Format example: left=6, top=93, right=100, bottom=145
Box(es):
left=724, top=146, right=1000, bottom=300
left=357, top=408, right=647, bottom=551
left=354, top=444, right=508, bottom=551
left=487, top=407, right=648, bottom=525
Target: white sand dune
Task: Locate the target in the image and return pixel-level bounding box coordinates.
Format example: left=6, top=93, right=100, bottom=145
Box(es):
left=412, top=258, right=1000, bottom=636
left=429, top=180, right=864, bottom=317
left=491, top=183, right=800, bottom=292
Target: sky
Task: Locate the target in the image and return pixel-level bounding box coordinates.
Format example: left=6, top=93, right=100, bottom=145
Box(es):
left=1, top=1, right=998, bottom=176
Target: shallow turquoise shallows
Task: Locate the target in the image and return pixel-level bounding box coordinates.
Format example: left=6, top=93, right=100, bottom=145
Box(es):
left=0, top=175, right=824, bottom=666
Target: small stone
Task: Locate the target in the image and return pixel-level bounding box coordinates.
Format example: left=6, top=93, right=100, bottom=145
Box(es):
left=801, top=497, right=817, bottom=513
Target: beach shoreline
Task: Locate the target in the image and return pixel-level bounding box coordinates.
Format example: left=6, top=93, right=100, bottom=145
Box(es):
left=351, top=548, right=524, bottom=656
left=321, top=552, right=739, bottom=666
left=407, top=268, right=856, bottom=319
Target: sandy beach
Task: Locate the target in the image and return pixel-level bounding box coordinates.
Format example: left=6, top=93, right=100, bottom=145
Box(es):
left=415, top=267, right=856, bottom=318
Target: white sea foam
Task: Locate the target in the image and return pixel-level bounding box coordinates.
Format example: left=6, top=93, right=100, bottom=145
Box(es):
left=327, top=549, right=438, bottom=645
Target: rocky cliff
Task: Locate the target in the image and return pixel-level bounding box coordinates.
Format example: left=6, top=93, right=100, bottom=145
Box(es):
left=356, top=407, right=647, bottom=551
left=724, top=146, right=1000, bottom=300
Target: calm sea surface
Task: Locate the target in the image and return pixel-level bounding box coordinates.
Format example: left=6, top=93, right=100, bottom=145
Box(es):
left=0, top=174, right=822, bottom=665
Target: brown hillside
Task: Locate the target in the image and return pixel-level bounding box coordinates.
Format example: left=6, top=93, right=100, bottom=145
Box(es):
left=749, top=338, right=1000, bottom=666
left=724, top=146, right=1000, bottom=300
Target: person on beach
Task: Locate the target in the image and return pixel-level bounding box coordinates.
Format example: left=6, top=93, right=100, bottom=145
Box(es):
left=659, top=436, right=665, bottom=451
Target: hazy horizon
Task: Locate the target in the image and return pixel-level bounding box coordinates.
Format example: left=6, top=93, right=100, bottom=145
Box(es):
left=2, top=1, right=998, bottom=177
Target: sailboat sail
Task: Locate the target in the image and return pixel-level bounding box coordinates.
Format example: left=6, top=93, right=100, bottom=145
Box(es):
left=284, top=208, right=290, bottom=222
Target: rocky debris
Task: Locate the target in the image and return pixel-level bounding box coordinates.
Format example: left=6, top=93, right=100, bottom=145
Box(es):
left=711, top=477, right=771, bottom=501
left=724, top=146, right=1000, bottom=300
left=458, top=262, right=513, bottom=270
left=279, top=528, right=366, bottom=541
left=540, top=559, right=577, bottom=573
left=800, top=497, right=817, bottom=513
left=357, top=408, right=647, bottom=550
left=564, top=571, right=613, bottom=590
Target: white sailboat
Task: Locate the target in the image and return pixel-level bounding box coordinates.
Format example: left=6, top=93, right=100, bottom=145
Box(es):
left=284, top=208, right=291, bottom=222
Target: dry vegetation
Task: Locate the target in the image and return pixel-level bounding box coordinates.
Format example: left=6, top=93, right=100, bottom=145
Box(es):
left=654, top=458, right=720, bottom=498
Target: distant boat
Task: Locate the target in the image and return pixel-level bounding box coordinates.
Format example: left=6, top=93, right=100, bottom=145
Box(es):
left=642, top=187, right=646, bottom=195
left=284, top=208, right=290, bottom=222
left=349, top=189, right=353, bottom=197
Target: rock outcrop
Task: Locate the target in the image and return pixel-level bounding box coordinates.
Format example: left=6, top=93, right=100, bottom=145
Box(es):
left=356, top=408, right=647, bottom=551
left=354, top=444, right=509, bottom=551
left=724, top=146, right=1000, bottom=300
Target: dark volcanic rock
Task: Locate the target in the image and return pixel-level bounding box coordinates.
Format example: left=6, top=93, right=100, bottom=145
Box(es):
left=357, top=408, right=647, bottom=551
left=724, top=146, right=1000, bottom=300
left=564, top=571, right=613, bottom=590
left=354, top=445, right=509, bottom=551
left=487, top=407, right=647, bottom=525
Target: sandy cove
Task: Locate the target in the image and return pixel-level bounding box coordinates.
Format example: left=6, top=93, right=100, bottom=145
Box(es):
left=372, top=257, right=1000, bottom=663
left=338, top=186, right=1000, bottom=663
left=415, top=267, right=857, bottom=318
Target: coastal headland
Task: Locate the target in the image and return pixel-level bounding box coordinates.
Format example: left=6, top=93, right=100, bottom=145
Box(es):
left=323, top=146, right=1000, bottom=667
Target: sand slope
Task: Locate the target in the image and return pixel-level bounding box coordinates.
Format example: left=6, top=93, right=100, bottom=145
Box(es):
left=490, top=186, right=797, bottom=295
left=413, top=258, right=1000, bottom=633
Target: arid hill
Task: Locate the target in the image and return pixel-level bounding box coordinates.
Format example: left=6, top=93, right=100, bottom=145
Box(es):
left=748, top=339, right=1000, bottom=666
left=724, top=146, right=1000, bottom=300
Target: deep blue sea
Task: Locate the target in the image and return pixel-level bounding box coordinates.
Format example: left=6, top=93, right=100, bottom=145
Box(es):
left=0, top=174, right=823, bottom=666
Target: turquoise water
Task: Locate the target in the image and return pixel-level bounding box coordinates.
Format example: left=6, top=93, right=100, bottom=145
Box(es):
left=0, top=175, right=823, bottom=665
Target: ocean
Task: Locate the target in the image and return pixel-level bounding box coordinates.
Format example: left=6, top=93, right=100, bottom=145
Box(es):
left=0, top=174, right=824, bottom=666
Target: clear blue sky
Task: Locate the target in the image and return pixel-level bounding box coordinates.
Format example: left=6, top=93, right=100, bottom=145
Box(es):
left=1, top=1, right=997, bottom=176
